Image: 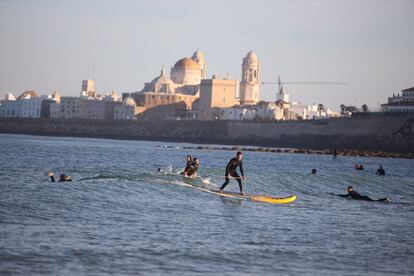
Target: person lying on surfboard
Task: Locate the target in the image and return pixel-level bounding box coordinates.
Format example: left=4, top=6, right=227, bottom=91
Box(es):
left=48, top=171, right=72, bottom=182
left=219, top=151, right=245, bottom=196
left=184, top=158, right=199, bottom=178
left=338, top=186, right=390, bottom=202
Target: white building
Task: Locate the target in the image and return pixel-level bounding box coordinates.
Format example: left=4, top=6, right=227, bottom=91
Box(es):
left=50, top=102, right=62, bottom=118
left=114, top=97, right=137, bottom=120
left=102, top=90, right=121, bottom=102
left=60, top=97, right=81, bottom=119
left=381, top=87, right=414, bottom=112
left=4, top=93, right=16, bottom=101
left=220, top=102, right=283, bottom=121
left=0, top=91, right=41, bottom=118
left=0, top=98, right=18, bottom=118
left=221, top=106, right=255, bottom=121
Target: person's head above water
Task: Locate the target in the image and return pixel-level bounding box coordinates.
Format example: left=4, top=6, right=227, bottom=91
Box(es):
left=236, top=151, right=243, bottom=161
left=193, top=158, right=199, bottom=165
left=186, top=155, right=192, bottom=162
left=311, top=169, right=317, bottom=174
left=347, top=186, right=353, bottom=193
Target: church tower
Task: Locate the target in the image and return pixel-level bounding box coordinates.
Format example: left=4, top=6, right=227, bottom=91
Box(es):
left=239, top=50, right=260, bottom=105
left=191, top=49, right=206, bottom=79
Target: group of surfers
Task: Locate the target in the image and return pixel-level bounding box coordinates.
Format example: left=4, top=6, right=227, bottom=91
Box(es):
left=48, top=150, right=390, bottom=202
left=354, top=163, right=386, bottom=175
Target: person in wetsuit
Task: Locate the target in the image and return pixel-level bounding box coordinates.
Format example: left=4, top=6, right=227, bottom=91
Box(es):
left=338, top=186, right=390, bottom=202
left=355, top=164, right=364, bottom=170
left=185, top=158, right=199, bottom=178
left=219, top=151, right=245, bottom=196
left=181, top=155, right=193, bottom=175
left=333, top=148, right=337, bottom=160
left=376, top=165, right=385, bottom=176
left=48, top=171, right=72, bottom=182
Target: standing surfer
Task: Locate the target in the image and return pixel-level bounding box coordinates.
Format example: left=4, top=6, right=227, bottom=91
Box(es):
left=219, top=151, right=245, bottom=196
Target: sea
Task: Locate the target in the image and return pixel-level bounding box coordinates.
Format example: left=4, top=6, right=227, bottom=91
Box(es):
left=0, top=133, right=413, bottom=275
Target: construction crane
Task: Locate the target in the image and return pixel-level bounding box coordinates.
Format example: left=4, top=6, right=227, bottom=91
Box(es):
left=261, top=76, right=347, bottom=101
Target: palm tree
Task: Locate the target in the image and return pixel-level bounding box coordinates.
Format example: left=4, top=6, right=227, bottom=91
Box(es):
left=340, top=104, right=346, bottom=115
left=362, top=104, right=368, bottom=112
left=317, top=104, right=325, bottom=117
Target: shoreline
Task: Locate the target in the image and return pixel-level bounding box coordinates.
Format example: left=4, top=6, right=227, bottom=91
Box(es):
left=1, top=117, right=413, bottom=159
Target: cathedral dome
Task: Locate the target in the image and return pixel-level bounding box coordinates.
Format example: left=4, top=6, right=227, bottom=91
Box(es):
left=173, top=58, right=200, bottom=71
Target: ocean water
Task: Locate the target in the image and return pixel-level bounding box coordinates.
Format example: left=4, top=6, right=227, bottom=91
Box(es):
left=0, top=134, right=413, bottom=275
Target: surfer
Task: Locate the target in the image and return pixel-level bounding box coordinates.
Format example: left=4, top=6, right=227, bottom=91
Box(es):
left=311, top=169, right=317, bottom=174
left=355, top=164, right=364, bottom=170
left=48, top=171, right=72, bottom=182
left=219, top=151, right=245, bottom=196
left=180, top=155, right=193, bottom=175
left=338, top=186, right=390, bottom=202
left=184, top=158, right=199, bottom=178
left=333, top=148, right=337, bottom=160
left=376, top=165, right=385, bottom=176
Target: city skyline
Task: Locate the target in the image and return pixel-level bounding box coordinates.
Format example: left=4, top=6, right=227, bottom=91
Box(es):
left=0, top=0, right=413, bottom=111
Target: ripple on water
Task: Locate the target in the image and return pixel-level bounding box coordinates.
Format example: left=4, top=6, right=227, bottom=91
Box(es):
left=0, top=134, right=413, bottom=275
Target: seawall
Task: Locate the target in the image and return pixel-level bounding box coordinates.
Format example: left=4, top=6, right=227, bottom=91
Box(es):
left=0, top=116, right=413, bottom=156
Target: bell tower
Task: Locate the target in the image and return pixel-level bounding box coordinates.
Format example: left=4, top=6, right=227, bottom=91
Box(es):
left=239, top=50, right=260, bottom=105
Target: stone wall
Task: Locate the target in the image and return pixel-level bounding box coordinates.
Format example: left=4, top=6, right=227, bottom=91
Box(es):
left=0, top=116, right=413, bottom=154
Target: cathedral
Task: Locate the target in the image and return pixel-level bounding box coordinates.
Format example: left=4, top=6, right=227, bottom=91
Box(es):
left=138, top=49, right=205, bottom=97
left=125, top=49, right=260, bottom=119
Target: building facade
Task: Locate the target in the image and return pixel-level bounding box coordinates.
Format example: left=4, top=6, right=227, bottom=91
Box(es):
left=0, top=91, right=41, bottom=118
left=81, top=79, right=96, bottom=98
left=60, top=97, right=81, bottom=119
left=197, top=78, right=238, bottom=120
left=114, top=97, right=138, bottom=120
left=381, top=87, right=414, bottom=112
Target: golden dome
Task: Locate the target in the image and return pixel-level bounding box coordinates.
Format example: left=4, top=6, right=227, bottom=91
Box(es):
left=173, top=58, right=200, bottom=70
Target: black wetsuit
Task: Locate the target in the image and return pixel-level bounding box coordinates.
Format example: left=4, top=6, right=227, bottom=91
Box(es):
left=50, top=175, right=72, bottom=182
left=186, top=163, right=199, bottom=177
left=220, top=158, right=244, bottom=193
left=376, top=168, right=385, bottom=175
left=339, top=190, right=388, bottom=202
left=183, top=160, right=192, bottom=174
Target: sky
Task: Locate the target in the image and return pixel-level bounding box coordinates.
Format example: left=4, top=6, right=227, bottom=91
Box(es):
left=0, top=0, right=413, bottom=111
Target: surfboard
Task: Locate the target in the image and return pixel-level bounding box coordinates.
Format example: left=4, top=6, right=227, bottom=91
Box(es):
left=179, top=176, right=296, bottom=204
left=207, top=189, right=297, bottom=204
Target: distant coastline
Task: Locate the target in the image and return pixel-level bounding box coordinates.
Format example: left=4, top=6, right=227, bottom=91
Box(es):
left=0, top=116, right=413, bottom=159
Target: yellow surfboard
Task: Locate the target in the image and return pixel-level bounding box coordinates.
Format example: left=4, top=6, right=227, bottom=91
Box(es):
left=208, top=189, right=297, bottom=204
